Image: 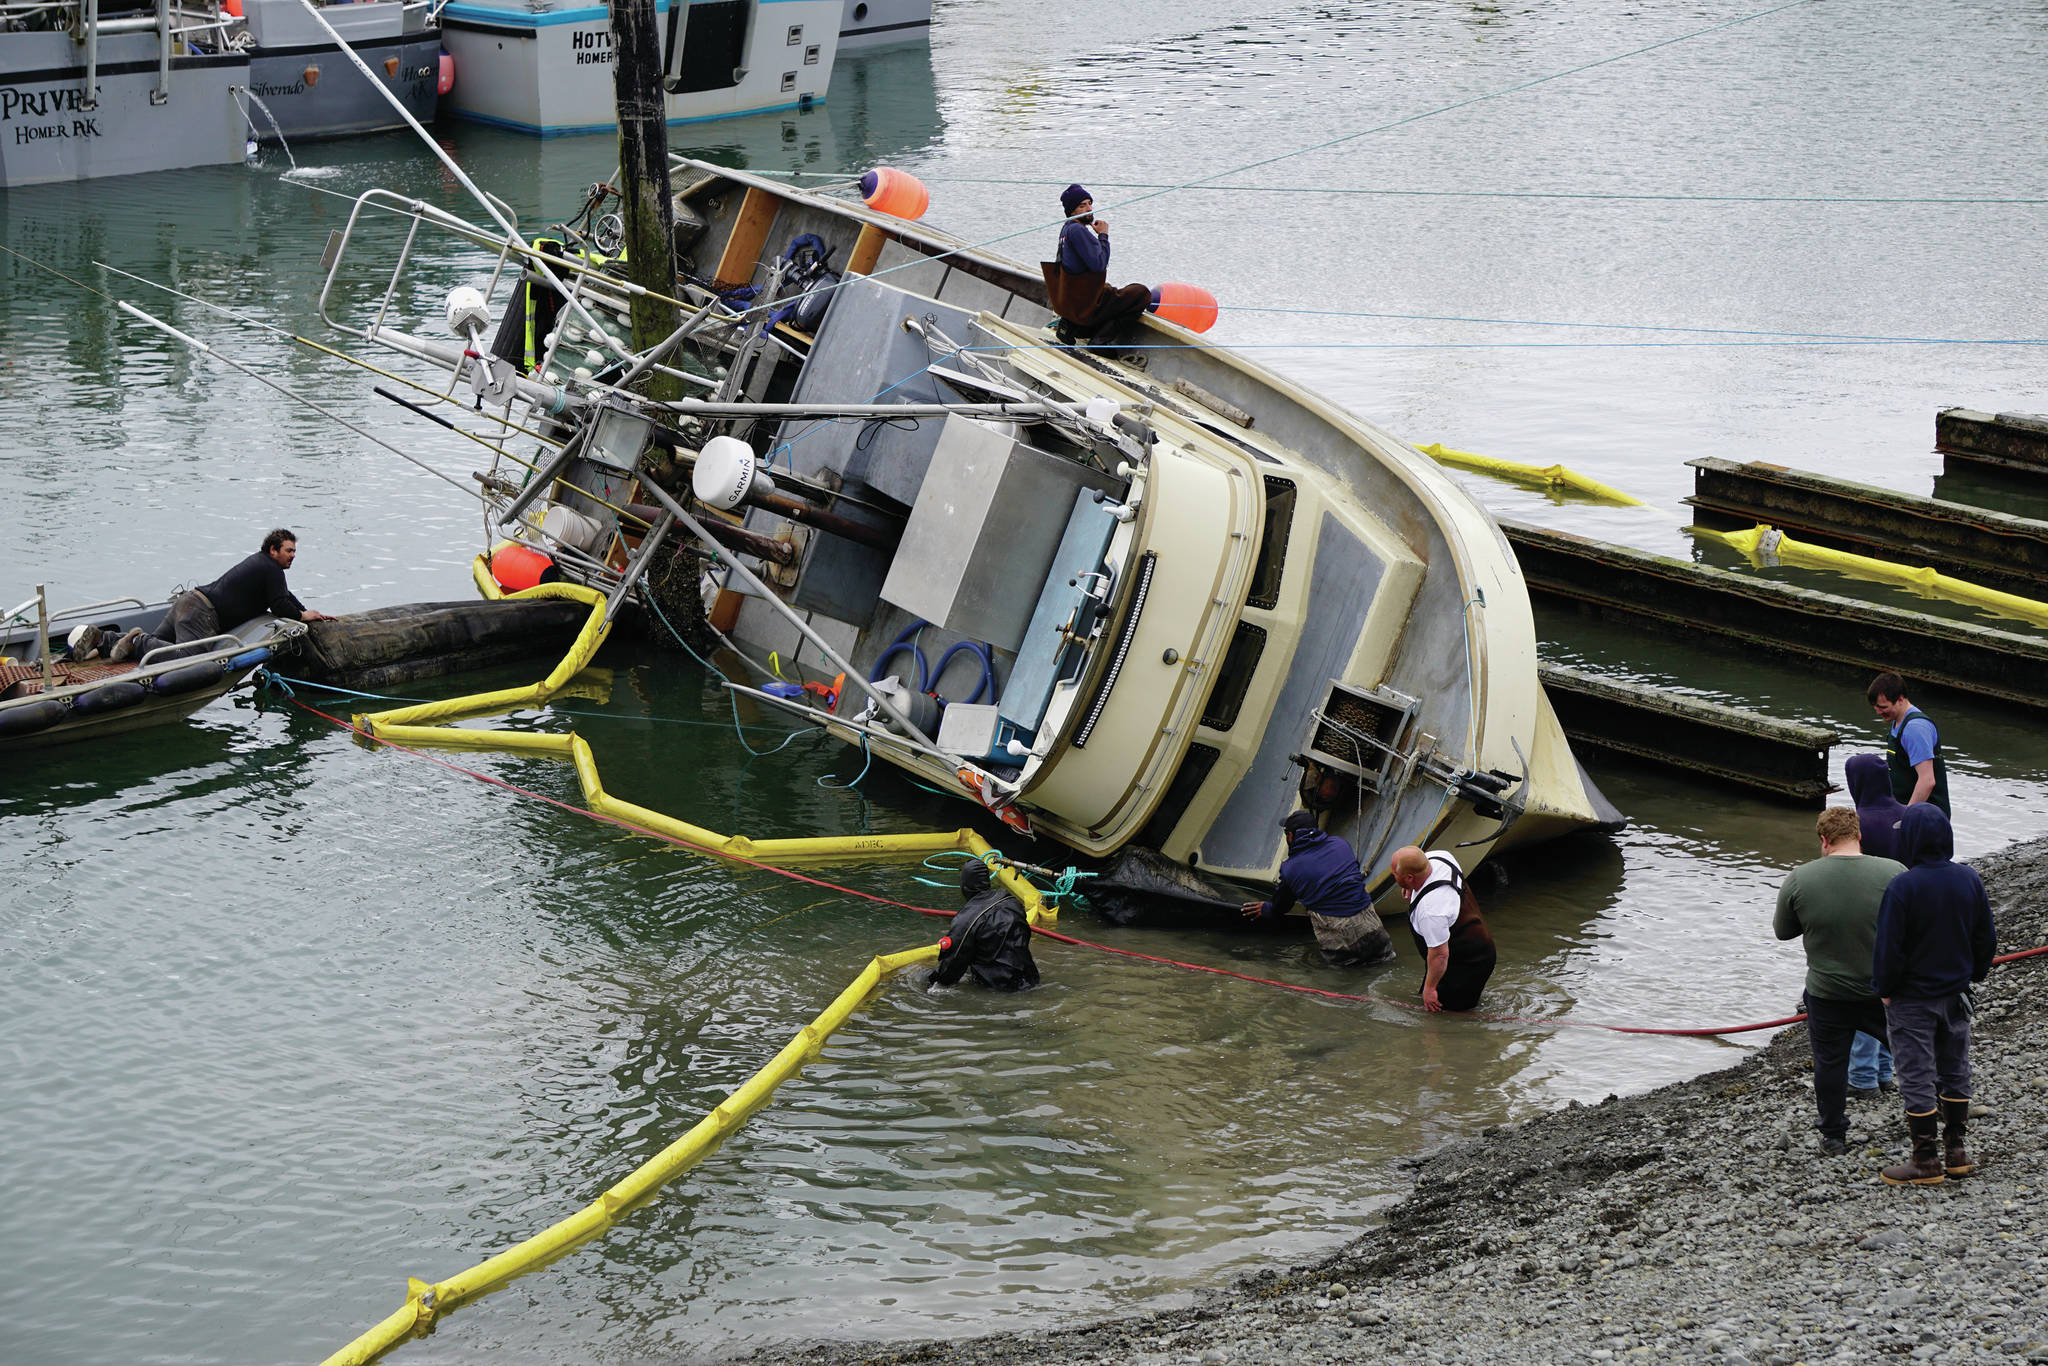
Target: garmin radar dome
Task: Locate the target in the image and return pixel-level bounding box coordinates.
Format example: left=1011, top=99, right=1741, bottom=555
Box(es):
left=692, top=436, right=776, bottom=511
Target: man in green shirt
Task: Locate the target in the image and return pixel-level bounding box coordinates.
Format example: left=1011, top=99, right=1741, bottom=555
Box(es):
left=1774, top=806, right=1905, bottom=1155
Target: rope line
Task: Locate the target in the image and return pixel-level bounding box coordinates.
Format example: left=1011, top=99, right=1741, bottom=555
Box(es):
left=756, top=171, right=2048, bottom=207
left=273, top=688, right=2048, bottom=1039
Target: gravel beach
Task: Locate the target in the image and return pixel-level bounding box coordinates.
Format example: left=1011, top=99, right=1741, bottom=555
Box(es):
left=736, top=835, right=2048, bottom=1366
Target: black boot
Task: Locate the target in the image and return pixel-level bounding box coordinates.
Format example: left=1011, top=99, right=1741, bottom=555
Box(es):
left=1880, top=1109, right=1945, bottom=1186
left=1940, top=1096, right=1974, bottom=1177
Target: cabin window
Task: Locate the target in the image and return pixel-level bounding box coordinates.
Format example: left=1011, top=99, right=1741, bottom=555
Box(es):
left=1137, top=743, right=1221, bottom=850
left=1246, top=477, right=1294, bottom=610
left=1201, top=622, right=1267, bottom=732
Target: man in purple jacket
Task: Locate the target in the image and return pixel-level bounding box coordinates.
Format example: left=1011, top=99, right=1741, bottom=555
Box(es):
left=1872, top=805, right=1996, bottom=1185
left=1041, top=184, right=1154, bottom=347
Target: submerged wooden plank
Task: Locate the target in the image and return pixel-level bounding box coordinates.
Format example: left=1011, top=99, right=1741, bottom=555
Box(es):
left=1685, top=456, right=2048, bottom=594
left=1937, top=407, right=2048, bottom=476
left=1502, top=520, right=2048, bottom=711
left=1538, top=663, right=1835, bottom=803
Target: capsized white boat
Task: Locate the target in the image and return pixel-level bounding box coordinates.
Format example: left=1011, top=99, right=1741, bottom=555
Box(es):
left=313, top=159, right=1622, bottom=912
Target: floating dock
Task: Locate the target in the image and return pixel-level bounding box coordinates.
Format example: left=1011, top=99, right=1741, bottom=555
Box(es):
left=1503, top=521, right=2048, bottom=711
left=1538, top=664, right=1835, bottom=803
left=1936, top=408, right=2048, bottom=478
left=1685, top=456, right=2048, bottom=595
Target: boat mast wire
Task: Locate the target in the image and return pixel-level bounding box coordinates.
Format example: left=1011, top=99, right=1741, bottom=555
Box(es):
left=116, top=301, right=483, bottom=504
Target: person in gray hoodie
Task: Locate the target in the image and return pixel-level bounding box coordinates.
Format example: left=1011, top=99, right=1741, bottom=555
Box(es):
left=1843, top=753, right=1910, bottom=1093
left=1871, top=805, right=1996, bottom=1185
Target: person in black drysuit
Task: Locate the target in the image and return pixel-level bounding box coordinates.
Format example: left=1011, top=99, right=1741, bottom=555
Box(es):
left=100, top=528, right=333, bottom=663
left=1240, top=810, right=1396, bottom=967
left=931, top=860, right=1040, bottom=992
left=1040, top=183, right=1155, bottom=347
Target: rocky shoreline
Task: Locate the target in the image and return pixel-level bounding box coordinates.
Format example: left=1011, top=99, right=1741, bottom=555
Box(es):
left=736, top=836, right=2048, bottom=1366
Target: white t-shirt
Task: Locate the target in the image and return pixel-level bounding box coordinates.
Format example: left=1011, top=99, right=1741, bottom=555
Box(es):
left=1406, top=850, right=1464, bottom=949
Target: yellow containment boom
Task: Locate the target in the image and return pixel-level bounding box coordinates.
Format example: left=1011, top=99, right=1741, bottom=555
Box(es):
left=321, top=943, right=941, bottom=1366
left=323, top=575, right=1053, bottom=1364
left=1416, top=442, right=1646, bottom=507
left=1694, top=523, right=2048, bottom=631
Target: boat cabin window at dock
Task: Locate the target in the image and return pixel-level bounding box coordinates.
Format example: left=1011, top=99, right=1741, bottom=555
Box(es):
left=1247, top=476, right=1295, bottom=611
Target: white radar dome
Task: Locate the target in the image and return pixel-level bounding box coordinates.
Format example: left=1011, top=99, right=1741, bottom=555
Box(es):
left=693, top=435, right=775, bottom=511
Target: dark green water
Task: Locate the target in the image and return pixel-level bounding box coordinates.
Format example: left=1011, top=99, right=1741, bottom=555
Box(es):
left=4, top=4, right=2047, bottom=1361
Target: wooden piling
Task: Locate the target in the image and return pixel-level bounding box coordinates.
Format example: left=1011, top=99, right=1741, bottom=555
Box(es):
left=610, top=0, right=682, bottom=402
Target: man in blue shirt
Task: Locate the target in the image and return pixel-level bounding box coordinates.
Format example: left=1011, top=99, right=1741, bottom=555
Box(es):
left=1040, top=184, right=1155, bottom=347
left=1867, top=672, right=1949, bottom=815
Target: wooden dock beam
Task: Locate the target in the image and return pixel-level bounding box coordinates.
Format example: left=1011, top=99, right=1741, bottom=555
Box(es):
left=1936, top=407, right=2048, bottom=477
left=1502, top=520, right=2048, bottom=711
left=1684, top=456, right=2048, bottom=595
left=1538, top=664, right=1836, bottom=803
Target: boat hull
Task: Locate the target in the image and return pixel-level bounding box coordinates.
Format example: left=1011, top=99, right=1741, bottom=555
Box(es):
left=836, top=0, right=929, bottom=51
left=0, top=33, right=247, bottom=188
left=439, top=0, right=839, bottom=136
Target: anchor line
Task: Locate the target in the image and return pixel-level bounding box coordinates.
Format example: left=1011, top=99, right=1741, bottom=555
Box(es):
left=271, top=692, right=2048, bottom=1039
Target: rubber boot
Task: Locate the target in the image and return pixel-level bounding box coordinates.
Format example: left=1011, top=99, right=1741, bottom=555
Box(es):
left=1880, top=1110, right=1945, bottom=1186
left=1940, top=1096, right=1974, bottom=1177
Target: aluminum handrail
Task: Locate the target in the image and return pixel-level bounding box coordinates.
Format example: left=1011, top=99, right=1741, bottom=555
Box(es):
left=137, top=633, right=246, bottom=667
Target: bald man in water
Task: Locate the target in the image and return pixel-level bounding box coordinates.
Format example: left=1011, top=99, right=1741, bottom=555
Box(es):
left=1389, top=845, right=1498, bottom=1012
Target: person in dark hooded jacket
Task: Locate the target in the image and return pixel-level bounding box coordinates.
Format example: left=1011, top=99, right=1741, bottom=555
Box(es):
left=931, top=860, right=1040, bottom=992
left=1842, top=752, right=1910, bottom=1093
left=1041, top=184, right=1155, bottom=347
left=1871, top=805, right=1996, bottom=1185
left=1240, top=810, right=1396, bottom=968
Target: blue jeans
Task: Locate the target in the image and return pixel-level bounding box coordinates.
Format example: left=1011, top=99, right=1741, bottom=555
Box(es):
left=1848, top=1031, right=1893, bottom=1089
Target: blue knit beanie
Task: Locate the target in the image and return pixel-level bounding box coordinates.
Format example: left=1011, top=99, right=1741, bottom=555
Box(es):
left=1061, top=183, right=1091, bottom=217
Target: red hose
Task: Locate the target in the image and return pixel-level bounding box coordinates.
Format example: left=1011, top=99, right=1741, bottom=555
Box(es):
left=281, top=695, right=2046, bottom=1040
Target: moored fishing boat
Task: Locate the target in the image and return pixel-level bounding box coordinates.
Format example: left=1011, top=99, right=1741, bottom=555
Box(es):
left=835, top=0, right=927, bottom=52
left=436, top=0, right=839, bottom=136
left=308, top=158, right=1621, bottom=908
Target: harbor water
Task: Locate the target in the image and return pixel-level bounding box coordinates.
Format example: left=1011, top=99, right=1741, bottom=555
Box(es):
left=4, top=3, right=2047, bottom=1361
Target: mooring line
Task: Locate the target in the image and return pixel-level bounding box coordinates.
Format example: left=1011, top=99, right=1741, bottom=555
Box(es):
left=271, top=686, right=2045, bottom=1039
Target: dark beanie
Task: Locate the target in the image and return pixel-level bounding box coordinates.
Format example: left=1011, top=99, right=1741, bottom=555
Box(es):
left=960, top=860, right=993, bottom=898
left=1280, top=809, right=1320, bottom=836
left=1061, top=183, right=1091, bottom=217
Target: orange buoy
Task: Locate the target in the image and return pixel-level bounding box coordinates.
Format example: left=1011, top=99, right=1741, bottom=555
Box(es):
left=437, top=52, right=455, bottom=96
left=860, top=167, right=929, bottom=220
left=1149, top=282, right=1219, bottom=333
left=489, top=542, right=558, bottom=592
left=223, top=0, right=242, bottom=15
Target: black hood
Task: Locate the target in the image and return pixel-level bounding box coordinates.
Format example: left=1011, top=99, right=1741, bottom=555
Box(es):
left=1899, top=803, right=1954, bottom=867
left=959, top=860, right=993, bottom=899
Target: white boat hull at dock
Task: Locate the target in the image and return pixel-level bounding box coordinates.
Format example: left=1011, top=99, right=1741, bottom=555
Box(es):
left=836, top=0, right=928, bottom=51
left=438, top=0, right=840, bottom=136
left=0, top=31, right=246, bottom=187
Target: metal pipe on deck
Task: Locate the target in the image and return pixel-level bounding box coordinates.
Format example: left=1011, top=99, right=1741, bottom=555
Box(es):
left=1503, top=520, right=2048, bottom=711
left=1685, top=456, right=2048, bottom=595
